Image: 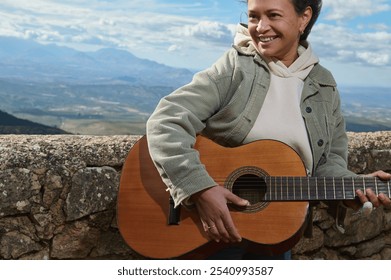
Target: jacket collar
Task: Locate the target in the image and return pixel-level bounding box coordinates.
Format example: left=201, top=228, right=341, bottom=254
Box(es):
left=308, top=64, right=337, bottom=87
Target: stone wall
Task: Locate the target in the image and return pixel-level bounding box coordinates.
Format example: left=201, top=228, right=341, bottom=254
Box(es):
left=0, top=132, right=390, bottom=260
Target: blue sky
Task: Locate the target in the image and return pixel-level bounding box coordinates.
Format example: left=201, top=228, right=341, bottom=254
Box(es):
left=0, top=0, right=390, bottom=86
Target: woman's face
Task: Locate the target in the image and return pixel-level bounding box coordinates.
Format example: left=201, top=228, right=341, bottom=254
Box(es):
left=247, top=0, right=312, bottom=66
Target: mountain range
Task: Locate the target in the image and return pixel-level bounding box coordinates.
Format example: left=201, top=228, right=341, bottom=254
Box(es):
left=0, top=36, right=194, bottom=87
left=0, top=36, right=389, bottom=135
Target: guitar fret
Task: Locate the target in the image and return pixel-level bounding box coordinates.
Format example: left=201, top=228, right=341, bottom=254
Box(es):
left=270, top=177, right=276, bottom=200
left=315, top=178, right=318, bottom=200
left=281, top=176, right=283, bottom=200
left=274, top=176, right=277, bottom=200
left=300, top=177, right=303, bottom=200
left=343, top=178, right=351, bottom=199
left=286, top=177, right=289, bottom=201
left=265, top=176, right=272, bottom=200
left=375, top=178, right=378, bottom=195
left=293, top=178, right=296, bottom=200
left=274, top=177, right=277, bottom=200
left=268, top=177, right=271, bottom=201
left=317, top=178, right=322, bottom=199
left=352, top=177, right=355, bottom=195
left=276, top=176, right=282, bottom=200
left=307, top=177, right=310, bottom=200
left=333, top=177, right=336, bottom=199
left=272, top=176, right=275, bottom=201
left=278, top=176, right=281, bottom=200
left=309, top=177, right=316, bottom=200
left=363, top=177, right=366, bottom=194
left=279, top=176, right=282, bottom=200
left=354, top=177, right=365, bottom=195
left=388, top=181, right=391, bottom=198
left=337, top=178, right=345, bottom=200
left=323, top=177, right=327, bottom=199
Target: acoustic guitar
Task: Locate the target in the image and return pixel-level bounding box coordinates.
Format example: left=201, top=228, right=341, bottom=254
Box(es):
left=117, top=135, right=390, bottom=259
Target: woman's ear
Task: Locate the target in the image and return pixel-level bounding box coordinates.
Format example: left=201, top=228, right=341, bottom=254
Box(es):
left=300, top=6, right=313, bottom=33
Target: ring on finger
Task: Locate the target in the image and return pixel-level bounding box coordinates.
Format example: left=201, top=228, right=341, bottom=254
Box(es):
left=207, top=224, right=216, bottom=230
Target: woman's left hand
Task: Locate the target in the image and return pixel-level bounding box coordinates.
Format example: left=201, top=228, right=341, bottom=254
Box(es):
left=344, top=170, right=391, bottom=211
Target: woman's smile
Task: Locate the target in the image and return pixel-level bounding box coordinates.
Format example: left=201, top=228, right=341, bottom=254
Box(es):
left=258, top=35, right=278, bottom=43
left=248, top=0, right=312, bottom=66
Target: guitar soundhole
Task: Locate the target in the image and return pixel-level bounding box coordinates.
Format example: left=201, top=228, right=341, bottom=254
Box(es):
left=226, top=167, right=269, bottom=213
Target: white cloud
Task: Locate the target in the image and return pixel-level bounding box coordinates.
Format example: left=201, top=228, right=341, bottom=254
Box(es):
left=370, top=23, right=390, bottom=31
left=322, top=0, right=391, bottom=21
left=177, top=21, right=236, bottom=45
left=311, top=23, right=391, bottom=67
left=168, top=44, right=182, bottom=52
left=0, top=0, right=237, bottom=54
left=0, top=0, right=390, bottom=82
left=356, top=52, right=390, bottom=66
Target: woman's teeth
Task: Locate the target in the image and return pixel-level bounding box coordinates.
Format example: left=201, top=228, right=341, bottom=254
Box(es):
left=259, top=37, right=276, bottom=43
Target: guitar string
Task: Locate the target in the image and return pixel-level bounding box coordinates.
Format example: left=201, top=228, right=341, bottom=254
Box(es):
left=207, top=177, right=389, bottom=199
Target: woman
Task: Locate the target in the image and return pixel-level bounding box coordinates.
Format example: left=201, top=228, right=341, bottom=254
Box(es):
left=146, top=0, right=391, bottom=258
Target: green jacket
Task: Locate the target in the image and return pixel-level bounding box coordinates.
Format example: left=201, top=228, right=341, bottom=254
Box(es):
left=146, top=46, right=357, bottom=207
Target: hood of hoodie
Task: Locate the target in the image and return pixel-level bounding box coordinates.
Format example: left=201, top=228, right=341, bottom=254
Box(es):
left=233, top=23, right=257, bottom=55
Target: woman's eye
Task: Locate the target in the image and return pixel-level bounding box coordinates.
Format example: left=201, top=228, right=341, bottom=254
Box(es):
left=248, top=14, right=259, bottom=21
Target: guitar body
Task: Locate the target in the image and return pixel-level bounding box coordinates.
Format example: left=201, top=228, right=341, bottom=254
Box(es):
left=117, top=136, right=309, bottom=259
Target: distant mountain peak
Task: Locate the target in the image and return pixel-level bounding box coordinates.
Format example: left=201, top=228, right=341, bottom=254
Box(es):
left=0, top=36, right=194, bottom=87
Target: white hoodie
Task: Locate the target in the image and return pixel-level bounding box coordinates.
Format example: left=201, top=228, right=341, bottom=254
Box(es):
left=235, top=24, right=319, bottom=174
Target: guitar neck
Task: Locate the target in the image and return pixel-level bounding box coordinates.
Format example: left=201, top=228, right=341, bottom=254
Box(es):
left=264, top=176, right=391, bottom=201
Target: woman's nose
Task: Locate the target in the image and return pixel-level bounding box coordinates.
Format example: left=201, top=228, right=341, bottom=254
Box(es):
left=256, top=20, right=269, bottom=32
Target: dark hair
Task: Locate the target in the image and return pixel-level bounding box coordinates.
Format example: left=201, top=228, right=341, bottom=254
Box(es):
left=291, top=0, right=322, bottom=41
left=240, top=0, right=323, bottom=41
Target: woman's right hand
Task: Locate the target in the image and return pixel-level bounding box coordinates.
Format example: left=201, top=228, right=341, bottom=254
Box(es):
left=190, top=186, right=250, bottom=243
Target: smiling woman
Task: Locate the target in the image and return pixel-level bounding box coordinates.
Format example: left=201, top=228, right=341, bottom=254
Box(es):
left=244, top=0, right=321, bottom=41
left=144, top=0, right=391, bottom=260
left=247, top=0, right=313, bottom=66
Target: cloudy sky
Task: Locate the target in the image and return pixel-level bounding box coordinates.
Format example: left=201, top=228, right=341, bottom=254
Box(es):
left=0, top=0, right=390, bottom=87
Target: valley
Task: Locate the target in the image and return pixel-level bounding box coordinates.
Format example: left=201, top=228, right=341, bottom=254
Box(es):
left=0, top=36, right=389, bottom=135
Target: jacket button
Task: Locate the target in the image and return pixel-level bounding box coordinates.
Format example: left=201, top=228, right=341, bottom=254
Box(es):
left=317, top=139, right=324, bottom=147
left=306, top=107, right=312, bottom=113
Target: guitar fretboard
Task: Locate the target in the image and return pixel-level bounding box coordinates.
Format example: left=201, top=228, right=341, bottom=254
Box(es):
left=264, top=176, right=391, bottom=201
